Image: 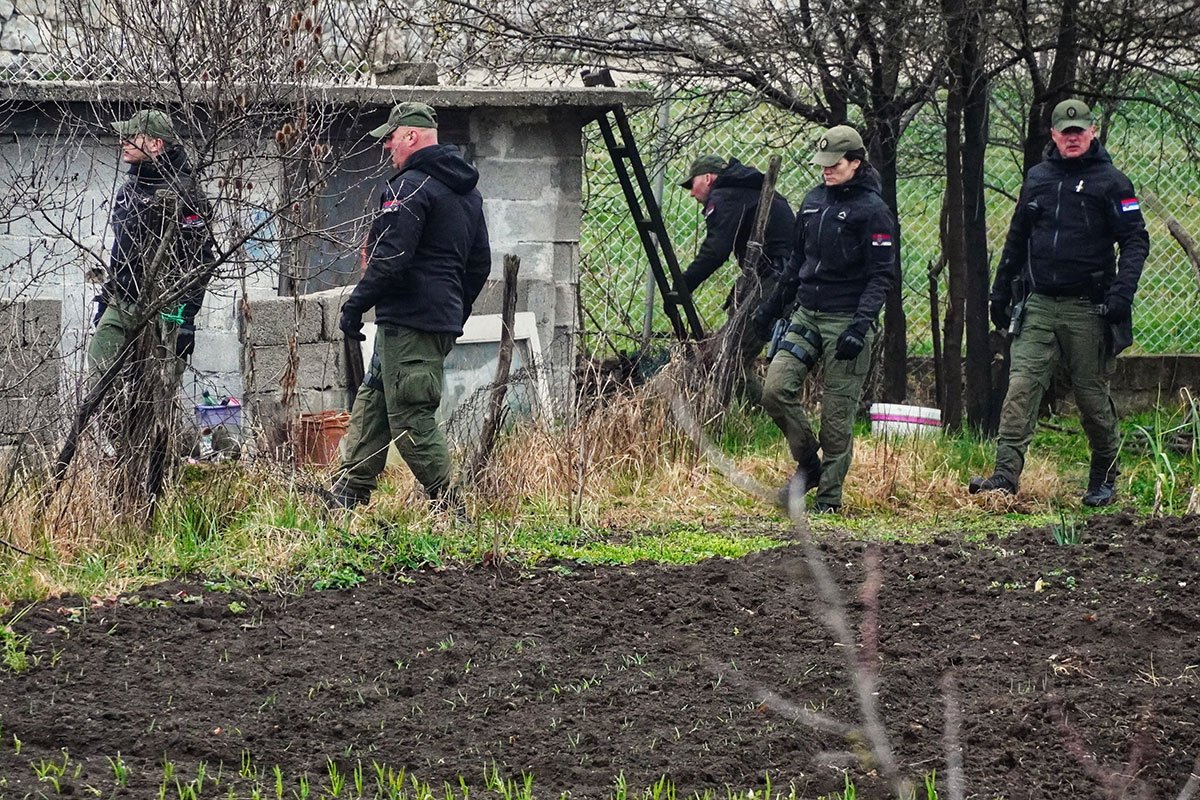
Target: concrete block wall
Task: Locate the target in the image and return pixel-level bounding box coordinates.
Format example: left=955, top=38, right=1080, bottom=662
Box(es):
left=0, top=297, right=62, bottom=447
left=239, top=287, right=358, bottom=449
left=470, top=106, right=587, bottom=398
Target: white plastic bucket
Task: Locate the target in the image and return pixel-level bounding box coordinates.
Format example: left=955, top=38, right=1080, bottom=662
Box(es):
left=869, top=403, right=942, bottom=437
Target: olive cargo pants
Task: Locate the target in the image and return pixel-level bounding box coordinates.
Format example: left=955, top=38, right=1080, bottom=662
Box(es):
left=333, top=325, right=457, bottom=497
left=88, top=299, right=185, bottom=387
left=993, top=294, right=1120, bottom=483
left=761, top=307, right=875, bottom=508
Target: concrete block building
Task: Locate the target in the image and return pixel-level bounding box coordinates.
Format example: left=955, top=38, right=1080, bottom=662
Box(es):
left=0, top=80, right=646, bottom=453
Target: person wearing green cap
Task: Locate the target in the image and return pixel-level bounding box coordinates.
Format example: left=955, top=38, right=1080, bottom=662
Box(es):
left=91, top=109, right=214, bottom=389
left=674, top=153, right=794, bottom=399
left=755, top=124, right=898, bottom=514
left=969, top=98, right=1150, bottom=507
left=329, top=102, right=492, bottom=514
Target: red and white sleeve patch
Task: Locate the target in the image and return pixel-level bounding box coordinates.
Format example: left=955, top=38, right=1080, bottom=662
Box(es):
left=870, top=233, right=894, bottom=247
left=1120, top=197, right=1140, bottom=212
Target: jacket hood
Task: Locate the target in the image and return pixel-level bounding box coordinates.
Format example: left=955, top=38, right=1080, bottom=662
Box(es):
left=712, top=158, right=764, bottom=191
left=404, top=144, right=480, bottom=194
left=1044, top=138, right=1113, bottom=168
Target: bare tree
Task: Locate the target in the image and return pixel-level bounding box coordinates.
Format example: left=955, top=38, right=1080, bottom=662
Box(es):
left=402, top=0, right=950, bottom=401
left=1, top=0, right=403, bottom=523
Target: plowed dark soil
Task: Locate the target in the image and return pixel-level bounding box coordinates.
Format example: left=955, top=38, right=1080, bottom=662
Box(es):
left=1, top=513, right=1198, bottom=799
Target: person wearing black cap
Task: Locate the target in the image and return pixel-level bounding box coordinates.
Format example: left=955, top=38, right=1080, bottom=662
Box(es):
left=330, top=102, right=492, bottom=513
left=756, top=125, right=898, bottom=514
left=969, top=98, right=1150, bottom=507
left=92, top=109, right=214, bottom=384
left=675, top=154, right=794, bottom=397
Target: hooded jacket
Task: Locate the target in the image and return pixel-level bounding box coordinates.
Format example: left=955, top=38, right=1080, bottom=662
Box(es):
left=764, top=163, right=897, bottom=323
left=106, top=144, right=214, bottom=324
left=679, top=159, right=794, bottom=292
left=992, top=140, right=1149, bottom=304
left=346, top=143, right=492, bottom=335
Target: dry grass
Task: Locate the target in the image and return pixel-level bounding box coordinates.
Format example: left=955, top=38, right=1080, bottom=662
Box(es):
left=847, top=433, right=1068, bottom=517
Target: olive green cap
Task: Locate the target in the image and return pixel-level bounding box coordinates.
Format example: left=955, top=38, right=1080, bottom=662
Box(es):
left=112, top=110, right=176, bottom=143
left=369, top=101, right=438, bottom=137
left=679, top=154, right=726, bottom=188
left=811, top=125, right=864, bottom=167
left=1051, top=99, right=1094, bottom=132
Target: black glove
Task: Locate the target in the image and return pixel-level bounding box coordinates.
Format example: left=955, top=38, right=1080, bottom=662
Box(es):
left=339, top=309, right=366, bottom=341
left=989, top=294, right=1011, bottom=331
left=834, top=321, right=868, bottom=361
left=175, top=322, right=196, bottom=359
left=1100, top=294, right=1132, bottom=323
left=663, top=282, right=687, bottom=307
left=92, top=295, right=107, bottom=327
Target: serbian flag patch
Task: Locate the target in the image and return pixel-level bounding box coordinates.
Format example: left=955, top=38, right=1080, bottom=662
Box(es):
left=871, top=233, right=894, bottom=247
left=180, top=213, right=204, bottom=227
left=381, top=198, right=402, bottom=211
left=1120, top=197, right=1140, bottom=212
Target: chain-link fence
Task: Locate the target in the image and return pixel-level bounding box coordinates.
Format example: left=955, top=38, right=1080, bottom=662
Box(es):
left=580, top=95, right=1200, bottom=365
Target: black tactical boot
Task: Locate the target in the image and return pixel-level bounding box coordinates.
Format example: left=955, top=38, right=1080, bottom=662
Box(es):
left=775, top=456, right=822, bottom=508
left=811, top=502, right=842, bottom=515
left=967, top=473, right=1017, bottom=496
left=1082, top=457, right=1118, bottom=507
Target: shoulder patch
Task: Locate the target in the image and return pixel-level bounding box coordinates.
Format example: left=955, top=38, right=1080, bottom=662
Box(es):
left=870, top=233, right=894, bottom=247
left=180, top=212, right=205, bottom=229
left=1120, top=197, right=1140, bottom=212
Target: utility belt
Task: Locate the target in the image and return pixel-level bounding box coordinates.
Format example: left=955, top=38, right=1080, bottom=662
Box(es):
left=1010, top=270, right=1109, bottom=335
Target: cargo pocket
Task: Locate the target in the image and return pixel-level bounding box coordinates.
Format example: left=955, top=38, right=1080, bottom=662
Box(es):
left=396, top=365, right=443, bottom=409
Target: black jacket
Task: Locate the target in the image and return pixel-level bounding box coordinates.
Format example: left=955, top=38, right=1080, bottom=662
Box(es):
left=106, top=145, right=214, bottom=324
left=679, top=159, right=794, bottom=292
left=347, top=144, right=492, bottom=335
left=992, top=140, right=1149, bottom=304
left=763, top=164, right=897, bottom=323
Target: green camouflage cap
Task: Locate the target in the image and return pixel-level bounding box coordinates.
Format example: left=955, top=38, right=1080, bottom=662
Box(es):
left=369, top=101, right=438, bottom=137
left=811, top=125, right=864, bottom=166
left=112, top=110, right=176, bottom=142
left=679, top=154, right=726, bottom=188
left=1051, top=99, right=1094, bottom=132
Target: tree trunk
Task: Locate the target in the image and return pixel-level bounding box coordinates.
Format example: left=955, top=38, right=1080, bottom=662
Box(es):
left=961, top=4, right=994, bottom=433
left=1023, top=0, right=1080, bottom=173
left=866, top=119, right=908, bottom=403
left=941, top=0, right=967, bottom=432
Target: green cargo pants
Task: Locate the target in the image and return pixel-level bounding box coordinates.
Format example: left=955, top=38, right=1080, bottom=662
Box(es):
left=88, top=299, right=185, bottom=388
left=993, top=294, right=1120, bottom=483
left=761, top=307, right=875, bottom=508
left=332, top=324, right=457, bottom=498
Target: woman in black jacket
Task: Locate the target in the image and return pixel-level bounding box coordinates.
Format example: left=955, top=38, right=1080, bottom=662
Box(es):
left=757, top=125, right=899, bottom=513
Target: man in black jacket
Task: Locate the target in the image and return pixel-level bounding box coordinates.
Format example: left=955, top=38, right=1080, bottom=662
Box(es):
left=331, top=102, right=492, bottom=511
left=91, top=110, right=213, bottom=385
left=969, top=99, right=1150, bottom=506
left=676, top=155, right=794, bottom=397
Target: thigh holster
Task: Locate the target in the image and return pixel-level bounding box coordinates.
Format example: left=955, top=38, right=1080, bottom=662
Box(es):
left=775, top=322, right=823, bottom=368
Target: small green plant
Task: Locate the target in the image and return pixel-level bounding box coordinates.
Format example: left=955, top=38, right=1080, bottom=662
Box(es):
left=923, top=770, right=939, bottom=800
left=1050, top=510, right=1080, bottom=545
left=1, top=606, right=35, bottom=673
left=108, top=752, right=130, bottom=786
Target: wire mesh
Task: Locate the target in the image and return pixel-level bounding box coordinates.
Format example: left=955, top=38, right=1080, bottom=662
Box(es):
left=580, top=97, right=1200, bottom=361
